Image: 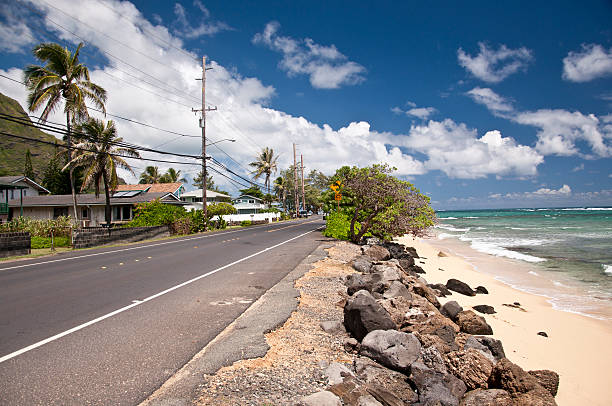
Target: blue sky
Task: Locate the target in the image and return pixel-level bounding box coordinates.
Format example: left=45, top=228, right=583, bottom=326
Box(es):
left=0, top=0, right=611, bottom=209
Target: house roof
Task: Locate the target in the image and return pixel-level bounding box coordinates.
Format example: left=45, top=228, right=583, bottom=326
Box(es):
left=0, top=176, right=50, bottom=193
left=115, top=183, right=184, bottom=194
left=233, top=194, right=264, bottom=202
left=182, top=189, right=231, bottom=198
left=8, top=192, right=184, bottom=207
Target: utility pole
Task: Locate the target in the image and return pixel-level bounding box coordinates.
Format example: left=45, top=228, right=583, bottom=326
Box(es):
left=194, top=56, right=216, bottom=230
left=293, top=143, right=298, bottom=217
left=300, top=154, right=305, bottom=212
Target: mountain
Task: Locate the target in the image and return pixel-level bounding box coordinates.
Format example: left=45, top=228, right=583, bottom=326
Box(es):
left=0, top=92, right=62, bottom=181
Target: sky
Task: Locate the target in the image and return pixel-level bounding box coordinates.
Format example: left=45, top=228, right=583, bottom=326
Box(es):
left=0, top=0, right=611, bottom=209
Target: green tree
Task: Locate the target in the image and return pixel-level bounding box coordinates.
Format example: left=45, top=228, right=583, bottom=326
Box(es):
left=325, top=164, right=435, bottom=243
left=65, top=119, right=139, bottom=225
left=23, top=149, right=35, bottom=180
left=24, top=42, right=107, bottom=220
left=42, top=143, right=83, bottom=195
left=273, top=176, right=287, bottom=212
left=139, top=166, right=162, bottom=184
left=249, top=147, right=278, bottom=194
left=239, top=185, right=264, bottom=199
left=160, top=167, right=186, bottom=183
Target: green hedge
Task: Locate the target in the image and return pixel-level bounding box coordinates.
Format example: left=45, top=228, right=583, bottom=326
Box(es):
left=31, top=236, right=71, bottom=249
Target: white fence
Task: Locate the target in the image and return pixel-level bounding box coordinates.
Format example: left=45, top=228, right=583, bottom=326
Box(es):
left=218, top=212, right=280, bottom=223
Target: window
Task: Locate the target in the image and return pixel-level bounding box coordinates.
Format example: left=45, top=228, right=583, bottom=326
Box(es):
left=249, top=200, right=254, bottom=203
left=82, top=208, right=89, bottom=219
left=122, top=206, right=131, bottom=220
left=53, top=207, right=68, bottom=219
left=23, top=190, right=26, bottom=196
left=113, top=206, right=120, bottom=221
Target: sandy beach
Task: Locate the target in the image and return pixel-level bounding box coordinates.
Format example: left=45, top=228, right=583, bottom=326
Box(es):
left=396, top=234, right=612, bottom=406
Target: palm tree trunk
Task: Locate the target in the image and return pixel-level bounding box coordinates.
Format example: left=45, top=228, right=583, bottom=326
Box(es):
left=66, top=111, right=79, bottom=224
left=102, top=171, right=111, bottom=226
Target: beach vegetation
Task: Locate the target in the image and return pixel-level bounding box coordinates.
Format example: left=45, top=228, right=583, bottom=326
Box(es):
left=324, top=164, right=435, bottom=243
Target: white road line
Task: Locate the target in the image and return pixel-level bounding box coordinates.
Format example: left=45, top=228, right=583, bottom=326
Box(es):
left=0, top=220, right=313, bottom=272
left=0, top=226, right=321, bottom=364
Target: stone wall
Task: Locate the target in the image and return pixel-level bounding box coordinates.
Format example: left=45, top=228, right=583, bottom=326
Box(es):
left=72, top=225, right=170, bottom=249
left=0, top=232, right=31, bottom=258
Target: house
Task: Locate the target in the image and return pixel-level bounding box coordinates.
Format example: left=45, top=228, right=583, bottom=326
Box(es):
left=114, top=182, right=185, bottom=198
left=0, top=176, right=50, bottom=222
left=6, top=191, right=184, bottom=227
left=181, top=189, right=232, bottom=211
left=232, top=194, right=267, bottom=214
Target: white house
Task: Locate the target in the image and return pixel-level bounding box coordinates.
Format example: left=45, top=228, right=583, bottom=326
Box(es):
left=181, top=189, right=231, bottom=211
left=232, top=194, right=267, bottom=214
left=1, top=176, right=50, bottom=222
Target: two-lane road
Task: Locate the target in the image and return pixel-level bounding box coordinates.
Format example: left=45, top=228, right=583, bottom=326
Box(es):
left=0, top=217, right=324, bottom=405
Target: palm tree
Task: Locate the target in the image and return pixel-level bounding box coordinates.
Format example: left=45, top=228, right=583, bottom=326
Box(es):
left=249, top=147, right=278, bottom=194
left=65, top=118, right=139, bottom=226
left=274, top=176, right=287, bottom=213
left=24, top=42, right=107, bottom=221
left=161, top=167, right=186, bottom=183
left=139, top=166, right=162, bottom=184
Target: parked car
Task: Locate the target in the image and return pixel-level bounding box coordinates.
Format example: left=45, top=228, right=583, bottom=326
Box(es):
left=299, top=210, right=309, bottom=218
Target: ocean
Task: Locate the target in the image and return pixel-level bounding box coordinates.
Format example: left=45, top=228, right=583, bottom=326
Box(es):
left=434, top=207, right=612, bottom=319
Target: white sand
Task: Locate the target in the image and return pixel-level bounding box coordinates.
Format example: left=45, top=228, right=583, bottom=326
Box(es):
left=396, top=235, right=612, bottom=406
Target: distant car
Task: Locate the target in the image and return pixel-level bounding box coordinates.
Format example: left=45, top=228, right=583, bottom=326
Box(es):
left=299, top=210, right=309, bottom=218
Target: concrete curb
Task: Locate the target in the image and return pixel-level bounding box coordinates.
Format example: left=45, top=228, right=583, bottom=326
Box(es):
left=140, top=239, right=335, bottom=406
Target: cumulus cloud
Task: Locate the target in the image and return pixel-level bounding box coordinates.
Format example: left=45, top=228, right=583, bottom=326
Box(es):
left=390, top=119, right=544, bottom=179
left=532, top=184, right=571, bottom=195
left=391, top=101, right=437, bottom=119
left=0, top=5, right=36, bottom=53
left=252, top=21, right=366, bottom=89
left=466, top=88, right=612, bottom=158
left=572, top=163, right=584, bottom=172
left=173, top=1, right=232, bottom=38
left=466, top=87, right=514, bottom=115
left=457, top=42, right=533, bottom=83
left=562, top=44, right=612, bottom=82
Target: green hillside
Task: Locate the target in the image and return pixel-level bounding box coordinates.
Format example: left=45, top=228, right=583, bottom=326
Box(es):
left=0, top=92, right=63, bottom=181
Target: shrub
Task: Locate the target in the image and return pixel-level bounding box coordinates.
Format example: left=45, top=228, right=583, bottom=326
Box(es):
left=169, top=217, right=192, bottom=235
left=128, top=199, right=187, bottom=227
left=0, top=216, right=73, bottom=237
left=240, top=220, right=252, bottom=227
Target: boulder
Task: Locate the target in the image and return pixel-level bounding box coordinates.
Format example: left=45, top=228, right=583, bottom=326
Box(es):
left=299, top=391, right=342, bottom=406
left=357, top=395, right=383, bottom=406
left=429, top=283, right=452, bottom=296
left=459, top=389, right=512, bottom=406
left=465, top=336, right=506, bottom=361
left=412, top=281, right=441, bottom=308
left=404, top=246, right=420, bottom=258
left=328, top=377, right=369, bottom=405
left=354, top=357, right=419, bottom=404
left=444, top=348, right=494, bottom=390
left=473, top=305, right=496, bottom=314
left=364, top=385, right=406, bottom=406
left=324, top=362, right=355, bottom=385
left=351, top=255, right=374, bottom=273
left=528, top=370, right=559, bottom=397
left=398, top=257, right=415, bottom=270
left=383, top=281, right=412, bottom=300
left=446, top=279, right=476, bottom=296
left=364, top=245, right=391, bottom=261
left=346, top=273, right=383, bottom=296
left=409, top=361, right=467, bottom=406
left=456, top=310, right=493, bottom=335
left=320, top=320, right=346, bottom=334
left=371, top=264, right=401, bottom=282
left=382, top=242, right=408, bottom=259
left=344, top=290, right=396, bottom=341
left=410, top=265, right=426, bottom=274
left=475, top=285, right=489, bottom=294
left=344, top=337, right=360, bottom=353
left=433, top=325, right=457, bottom=346
left=488, top=358, right=557, bottom=406
left=360, top=330, right=421, bottom=371
left=440, top=300, right=463, bottom=321
left=420, top=344, right=448, bottom=374
left=417, top=332, right=458, bottom=355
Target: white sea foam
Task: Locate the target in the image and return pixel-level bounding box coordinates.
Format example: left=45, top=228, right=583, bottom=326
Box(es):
left=603, top=264, right=612, bottom=275
left=464, top=216, right=479, bottom=219
left=437, top=225, right=470, bottom=232
left=437, top=233, right=454, bottom=240
left=528, top=271, right=539, bottom=276
left=466, top=239, right=547, bottom=263
left=441, top=216, right=458, bottom=220
left=560, top=207, right=612, bottom=211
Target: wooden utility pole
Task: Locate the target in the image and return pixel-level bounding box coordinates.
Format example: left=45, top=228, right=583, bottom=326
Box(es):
left=195, top=56, right=216, bottom=230
left=293, top=143, right=298, bottom=217
left=300, top=154, right=305, bottom=212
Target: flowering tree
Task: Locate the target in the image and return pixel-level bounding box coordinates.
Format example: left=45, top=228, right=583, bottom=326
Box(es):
left=329, top=164, right=435, bottom=243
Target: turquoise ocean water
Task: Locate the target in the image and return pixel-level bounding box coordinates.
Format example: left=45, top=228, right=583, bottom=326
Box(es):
left=435, top=207, right=612, bottom=317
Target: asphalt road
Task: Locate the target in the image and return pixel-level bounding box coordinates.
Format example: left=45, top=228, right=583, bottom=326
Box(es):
left=0, top=217, right=325, bottom=405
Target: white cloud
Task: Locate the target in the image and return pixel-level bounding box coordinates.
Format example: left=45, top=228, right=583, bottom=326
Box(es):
left=391, top=119, right=543, bottom=179
left=572, top=163, right=584, bottom=172
left=173, top=1, right=232, bottom=38
left=466, top=88, right=612, bottom=158
left=0, top=5, right=36, bottom=53
left=457, top=42, right=533, bottom=83
left=466, top=87, right=514, bottom=114
left=562, top=44, right=612, bottom=82
left=532, top=184, right=571, bottom=196
left=252, top=21, right=366, bottom=89
left=514, top=109, right=612, bottom=157
left=391, top=102, right=437, bottom=119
